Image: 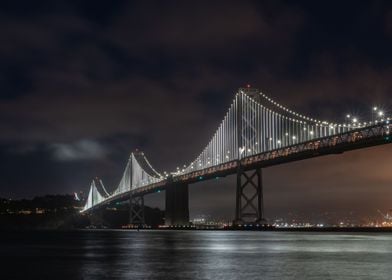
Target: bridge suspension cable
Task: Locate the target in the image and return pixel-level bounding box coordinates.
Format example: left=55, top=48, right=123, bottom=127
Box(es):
left=112, top=151, right=163, bottom=196
left=182, top=88, right=382, bottom=173
left=81, top=87, right=391, bottom=211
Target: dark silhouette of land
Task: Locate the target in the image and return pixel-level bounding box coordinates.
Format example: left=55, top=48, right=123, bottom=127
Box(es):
left=0, top=195, right=164, bottom=230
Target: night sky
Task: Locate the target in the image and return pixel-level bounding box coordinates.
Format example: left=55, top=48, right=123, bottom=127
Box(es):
left=1, top=1, right=392, bottom=221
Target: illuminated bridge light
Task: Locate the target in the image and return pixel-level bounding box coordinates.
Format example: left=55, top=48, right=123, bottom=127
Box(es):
left=81, top=89, right=392, bottom=212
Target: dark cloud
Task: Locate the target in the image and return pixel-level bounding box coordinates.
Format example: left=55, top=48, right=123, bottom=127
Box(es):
left=50, top=139, right=108, bottom=161
left=1, top=0, right=392, bottom=221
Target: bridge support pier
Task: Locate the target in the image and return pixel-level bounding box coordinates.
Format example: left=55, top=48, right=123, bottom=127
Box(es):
left=165, top=183, right=189, bottom=226
left=234, top=166, right=265, bottom=225
left=129, top=195, right=145, bottom=225
left=90, top=208, right=106, bottom=227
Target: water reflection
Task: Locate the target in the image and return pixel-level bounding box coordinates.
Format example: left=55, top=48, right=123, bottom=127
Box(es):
left=1, top=231, right=392, bottom=279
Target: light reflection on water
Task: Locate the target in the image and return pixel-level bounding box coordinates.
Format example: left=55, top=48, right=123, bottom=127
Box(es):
left=1, top=230, right=392, bottom=279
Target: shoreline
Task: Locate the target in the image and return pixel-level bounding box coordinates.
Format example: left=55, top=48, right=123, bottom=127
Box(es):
left=3, top=226, right=392, bottom=232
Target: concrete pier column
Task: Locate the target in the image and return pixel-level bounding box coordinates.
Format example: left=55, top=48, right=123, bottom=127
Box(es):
left=165, top=183, right=189, bottom=226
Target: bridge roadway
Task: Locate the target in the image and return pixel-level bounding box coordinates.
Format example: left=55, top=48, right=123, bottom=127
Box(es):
left=84, top=121, right=391, bottom=214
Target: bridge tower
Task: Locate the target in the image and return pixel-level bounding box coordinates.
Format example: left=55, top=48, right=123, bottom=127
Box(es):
left=234, top=167, right=265, bottom=225
left=234, top=87, right=265, bottom=225
left=129, top=194, right=145, bottom=225
left=127, top=150, right=162, bottom=226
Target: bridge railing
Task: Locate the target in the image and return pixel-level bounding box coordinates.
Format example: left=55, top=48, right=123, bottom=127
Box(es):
left=81, top=88, right=391, bottom=212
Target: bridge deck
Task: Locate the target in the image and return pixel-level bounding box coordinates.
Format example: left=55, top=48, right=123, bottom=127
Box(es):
left=82, top=122, right=391, bottom=213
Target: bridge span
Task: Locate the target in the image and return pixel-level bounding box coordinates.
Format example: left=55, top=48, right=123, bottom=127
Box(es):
left=81, top=87, right=392, bottom=226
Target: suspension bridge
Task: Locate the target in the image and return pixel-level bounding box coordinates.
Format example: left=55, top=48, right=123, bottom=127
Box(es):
left=81, top=87, right=392, bottom=226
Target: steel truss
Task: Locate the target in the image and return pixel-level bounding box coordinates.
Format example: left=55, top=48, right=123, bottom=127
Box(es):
left=129, top=195, right=145, bottom=225
left=235, top=165, right=264, bottom=225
